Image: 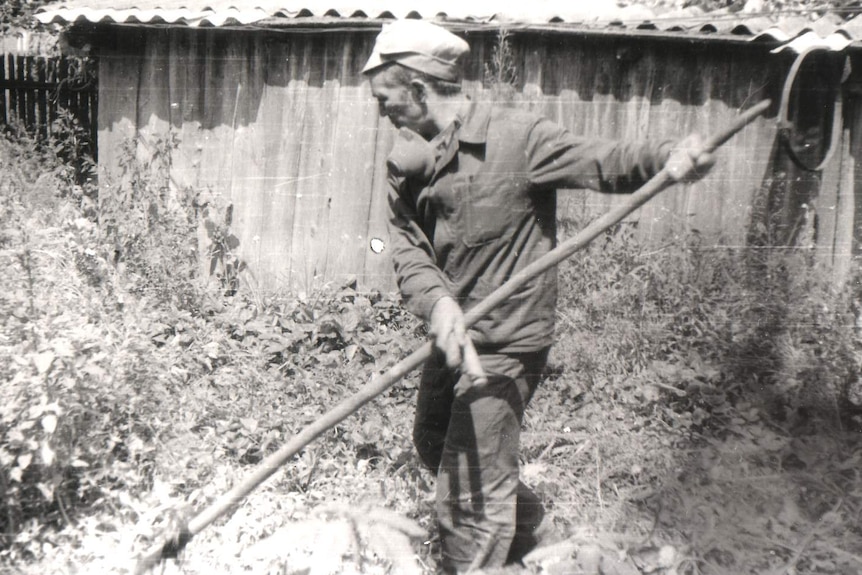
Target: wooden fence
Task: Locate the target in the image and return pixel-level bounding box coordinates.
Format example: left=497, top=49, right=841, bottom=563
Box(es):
left=0, top=54, right=97, bottom=146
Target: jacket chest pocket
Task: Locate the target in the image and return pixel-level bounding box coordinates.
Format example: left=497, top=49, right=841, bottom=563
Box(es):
left=453, top=174, right=524, bottom=248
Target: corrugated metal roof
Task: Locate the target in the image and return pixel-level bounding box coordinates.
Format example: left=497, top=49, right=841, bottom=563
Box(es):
left=34, top=1, right=862, bottom=47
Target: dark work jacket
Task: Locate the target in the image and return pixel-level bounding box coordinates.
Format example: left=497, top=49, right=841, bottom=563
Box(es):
left=386, top=100, right=673, bottom=353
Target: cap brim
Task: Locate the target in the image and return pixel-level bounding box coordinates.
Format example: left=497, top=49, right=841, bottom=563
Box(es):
left=361, top=50, right=384, bottom=75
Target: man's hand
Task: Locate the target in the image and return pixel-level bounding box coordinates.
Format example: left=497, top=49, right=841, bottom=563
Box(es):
left=429, top=296, right=487, bottom=386
left=665, top=134, right=715, bottom=182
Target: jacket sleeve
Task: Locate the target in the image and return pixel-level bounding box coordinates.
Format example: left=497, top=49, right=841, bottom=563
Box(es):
left=386, top=172, right=453, bottom=321
left=525, top=116, right=675, bottom=193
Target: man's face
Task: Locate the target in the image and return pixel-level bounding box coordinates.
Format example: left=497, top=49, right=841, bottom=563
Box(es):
left=368, top=66, right=428, bottom=134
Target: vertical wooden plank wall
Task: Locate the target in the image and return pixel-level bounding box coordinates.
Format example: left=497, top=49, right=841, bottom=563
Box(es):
left=17, top=55, right=27, bottom=125
left=35, top=57, right=47, bottom=138
left=97, top=30, right=142, bottom=197
left=260, top=33, right=303, bottom=289
left=99, top=28, right=392, bottom=293
left=524, top=35, right=776, bottom=247
left=356, top=42, right=395, bottom=290
left=289, top=33, right=338, bottom=291
left=827, top=92, right=860, bottom=285
left=138, top=28, right=172, bottom=169
left=0, top=57, right=5, bottom=124
left=322, top=34, right=386, bottom=288
left=223, top=32, right=267, bottom=286
left=7, top=55, right=17, bottom=122
left=198, top=30, right=241, bottom=243
left=98, top=28, right=787, bottom=293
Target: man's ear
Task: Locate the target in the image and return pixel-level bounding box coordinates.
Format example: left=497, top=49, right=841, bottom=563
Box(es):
left=409, top=79, right=428, bottom=103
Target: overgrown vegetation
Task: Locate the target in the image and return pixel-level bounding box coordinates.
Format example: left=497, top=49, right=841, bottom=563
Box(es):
left=4, top=19, right=862, bottom=567
left=0, top=1, right=51, bottom=33
left=2, top=119, right=862, bottom=574
left=0, top=124, right=430, bottom=572
left=532, top=216, right=862, bottom=574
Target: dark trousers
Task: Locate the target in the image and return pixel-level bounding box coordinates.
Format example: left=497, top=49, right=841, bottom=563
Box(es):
left=413, top=348, right=549, bottom=574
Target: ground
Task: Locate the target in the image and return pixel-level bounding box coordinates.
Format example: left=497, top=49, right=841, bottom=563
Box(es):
left=8, top=354, right=862, bottom=575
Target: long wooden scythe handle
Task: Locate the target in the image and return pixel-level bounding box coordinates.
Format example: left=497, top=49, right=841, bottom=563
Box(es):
left=134, top=98, right=771, bottom=574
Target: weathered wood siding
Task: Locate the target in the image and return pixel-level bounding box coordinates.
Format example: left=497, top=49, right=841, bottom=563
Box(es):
left=97, top=27, right=802, bottom=292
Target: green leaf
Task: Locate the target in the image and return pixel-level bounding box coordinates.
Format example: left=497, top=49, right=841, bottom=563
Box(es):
left=33, top=351, right=55, bottom=375
left=17, top=453, right=32, bottom=470
left=40, top=442, right=55, bottom=466
left=203, top=341, right=220, bottom=359
left=17, top=419, right=36, bottom=431
left=36, top=482, right=54, bottom=502
left=41, top=414, right=58, bottom=434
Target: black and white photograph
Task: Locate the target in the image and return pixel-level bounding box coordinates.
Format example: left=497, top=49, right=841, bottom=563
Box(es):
left=2, top=1, right=862, bottom=574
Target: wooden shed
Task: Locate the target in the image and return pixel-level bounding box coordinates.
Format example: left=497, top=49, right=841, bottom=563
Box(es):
left=35, top=1, right=862, bottom=292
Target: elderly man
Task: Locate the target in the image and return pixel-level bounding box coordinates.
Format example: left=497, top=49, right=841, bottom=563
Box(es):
left=362, top=19, right=710, bottom=574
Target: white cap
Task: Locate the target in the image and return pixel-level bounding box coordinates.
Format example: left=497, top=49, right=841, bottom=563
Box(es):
left=362, top=20, right=470, bottom=82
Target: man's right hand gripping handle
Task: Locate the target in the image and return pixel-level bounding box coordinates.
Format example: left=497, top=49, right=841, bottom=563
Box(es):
left=429, top=296, right=488, bottom=388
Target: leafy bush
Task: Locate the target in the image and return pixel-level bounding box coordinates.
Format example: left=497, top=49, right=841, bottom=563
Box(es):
left=46, top=108, right=97, bottom=192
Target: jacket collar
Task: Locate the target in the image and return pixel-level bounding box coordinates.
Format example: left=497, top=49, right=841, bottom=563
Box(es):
left=429, top=99, right=490, bottom=179
left=456, top=99, right=491, bottom=145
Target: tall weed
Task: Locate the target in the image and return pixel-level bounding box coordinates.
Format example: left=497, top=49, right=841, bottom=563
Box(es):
left=99, top=133, right=202, bottom=308
left=555, top=223, right=861, bottom=434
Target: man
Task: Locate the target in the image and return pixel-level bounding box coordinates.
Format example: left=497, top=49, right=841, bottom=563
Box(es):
left=362, top=19, right=711, bottom=574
